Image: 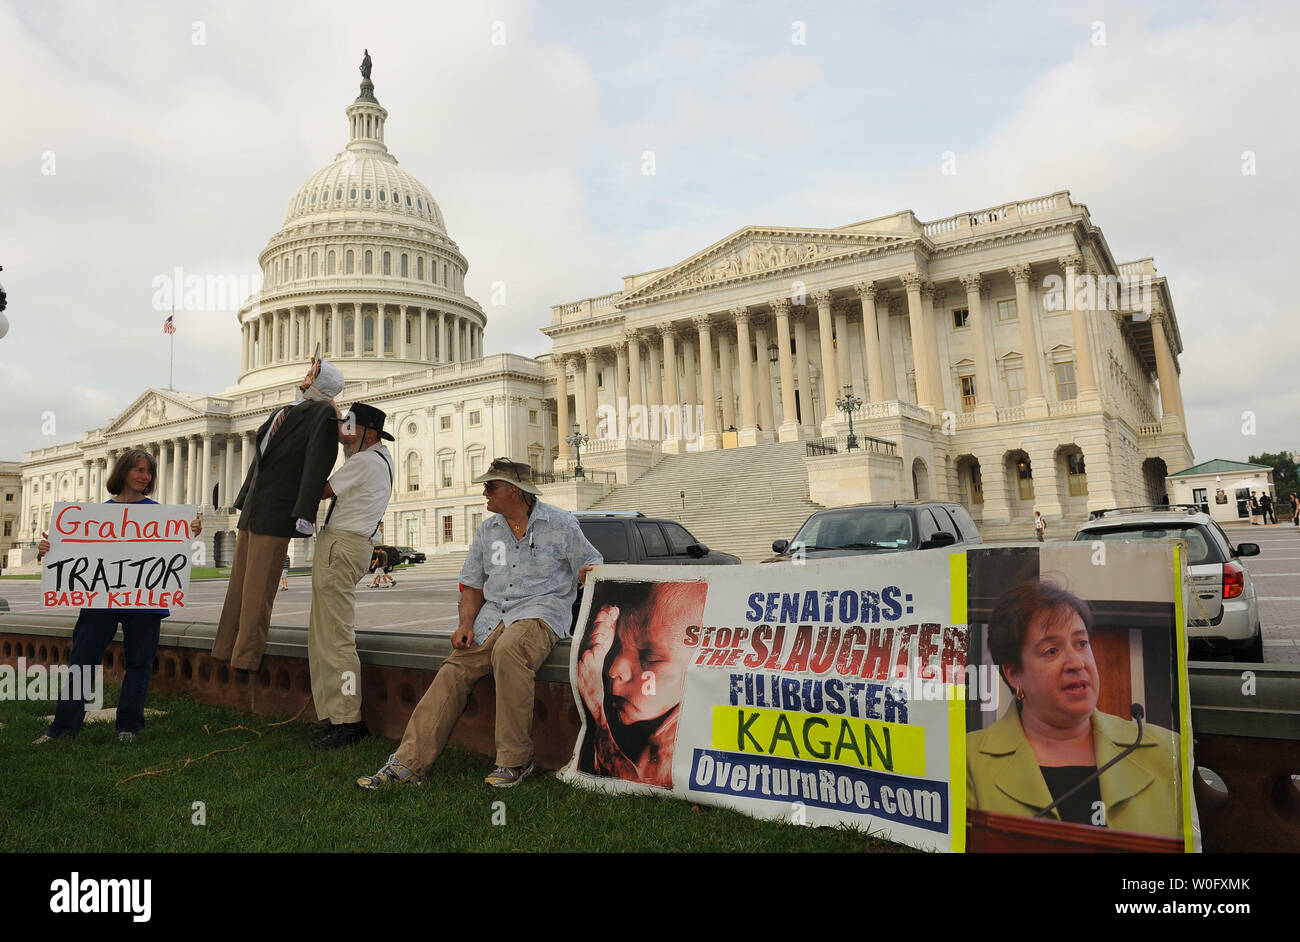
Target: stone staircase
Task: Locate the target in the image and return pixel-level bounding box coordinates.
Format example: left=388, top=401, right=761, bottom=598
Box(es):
left=585, top=441, right=825, bottom=562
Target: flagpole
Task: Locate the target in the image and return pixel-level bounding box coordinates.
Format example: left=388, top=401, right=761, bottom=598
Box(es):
left=169, top=306, right=175, bottom=391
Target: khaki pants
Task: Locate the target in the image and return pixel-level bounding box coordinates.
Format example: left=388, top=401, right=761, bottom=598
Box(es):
left=395, top=618, right=557, bottom=774
left=212, top=528, right=291, bottom=671
left=308, top=526, right=373, bottom=724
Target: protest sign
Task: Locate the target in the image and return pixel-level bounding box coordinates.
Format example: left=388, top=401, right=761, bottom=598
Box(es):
left=561, top=541, right=1198, bottom=853
left=40, top=502, right=198, bottom=610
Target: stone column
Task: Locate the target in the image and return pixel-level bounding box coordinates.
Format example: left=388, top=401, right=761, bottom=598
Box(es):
left=1028, top=444, right=1064, bottom=519
left=396, top=306, right=407, bottom=359
left=556, top=356, right=572, bottom=461
left=978, top=452, right=1013, bottom=525
left=198, top=434, right=212, bottom=509
left=681, top=336, right=699, bottom=422
left=221, top=435, right=233, bottom=509
left=813, top=290, right=838, bottom=431
left=155, top=446, right=168, bottom=504
left=855, top=283, right=884, bottom=402
left=582, top=347, right=601, bottom=437
left=271, top=310, right=282, bottom=364
left=1059, top=254, right=1099, bottom=404
left=615, top=341, right=629, bottom=434
left=717, top=327, right=736, bottom=432
left=770, top=299, right=799, bottom=441
left=694, top=315, right=720, bottom=450
left=330, top=303, right=341, bottom=358
left=1151, top=307, right=1183, bottom=427
left=185, top=436, right=198, bottom=504
left=436, top=311, right=445, bottom=362
left=625, top=330, right=644, bottom=440
left=287, top=307, right=299, bottom=361
left=572, top=352, right=589, bottom=434
left=833, top=300, right=853, bottom=398
left=928, top=286, right=951, bottom=413
left=240, top=431, right=253, bottom=486
left=733, top=309, right=759, bottom=446
left=659, top=328, right=682, bottom=452
left=793, top=308, right=815, bottom=429
left=877, top=292, right=898, bottom=401
left=960, top=273, right=998, bottom=423
left=171, top=439, right=184, bottom=504
left=1009, top=264, right=1047, bottom=416
left=311, top=307, right=323, bottom=359
left=240, top=324, right=249, bottom=373
left=646, top=337, right=663, bottom=425
left=752, top=316, right=776, bottom=438
left=352, top=305, right=363, bottom=358
left=902, top=274, right=938, bottom=414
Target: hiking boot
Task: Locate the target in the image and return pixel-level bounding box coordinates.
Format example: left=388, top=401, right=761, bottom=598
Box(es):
left=313, top=721, right=368, bottom=750
left=118, top=731, right=138, bottom=744
left=485, top=761, right=534, bottom=788
left=356, top=753, right=420, bottom=789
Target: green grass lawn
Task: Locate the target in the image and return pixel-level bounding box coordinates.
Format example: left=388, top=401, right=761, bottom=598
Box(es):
left=1, top=687, right=909, bottom=853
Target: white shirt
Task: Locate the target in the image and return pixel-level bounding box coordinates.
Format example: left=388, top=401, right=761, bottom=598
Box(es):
left=325, top=443, right=393, bottom=540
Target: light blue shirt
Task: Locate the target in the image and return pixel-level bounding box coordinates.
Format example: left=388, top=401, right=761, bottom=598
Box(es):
left=459, top=501, right=603, bottom=644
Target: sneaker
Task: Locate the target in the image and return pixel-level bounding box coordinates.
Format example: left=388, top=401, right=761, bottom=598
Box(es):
left=313, top=721, right=368, bottom=750
left=356, top=753, right=420, bottom=789
left=33, top=734, right=54, bottom=745
left=118, top=731, right=138, bottom=744
left=485, top=762, right=534, bottom=788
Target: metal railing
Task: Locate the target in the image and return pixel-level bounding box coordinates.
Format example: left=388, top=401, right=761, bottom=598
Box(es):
left=534, top=469, right=617, bottom=485
left=804, top=434, right=898, bottom=457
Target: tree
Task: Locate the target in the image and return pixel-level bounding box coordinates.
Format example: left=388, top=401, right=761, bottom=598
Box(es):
left=1248, top=451, right=1298, bottom=505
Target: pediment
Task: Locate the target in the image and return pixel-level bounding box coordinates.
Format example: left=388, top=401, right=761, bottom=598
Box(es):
left=619, top=226, right=907, bottom=303
left=105, top=389, right=206, bottom=434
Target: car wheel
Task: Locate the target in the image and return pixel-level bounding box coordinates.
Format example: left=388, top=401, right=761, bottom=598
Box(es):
left=1235, top=625, right=1264, bottom=663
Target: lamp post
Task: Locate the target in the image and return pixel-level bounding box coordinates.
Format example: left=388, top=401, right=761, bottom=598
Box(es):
left=567, top=423, right=589, bottom=479
left=835, top=383, right=863, bottom=451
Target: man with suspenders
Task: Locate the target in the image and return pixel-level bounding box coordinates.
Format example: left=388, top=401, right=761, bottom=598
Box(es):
left=308, top=402, right=395, bottom=749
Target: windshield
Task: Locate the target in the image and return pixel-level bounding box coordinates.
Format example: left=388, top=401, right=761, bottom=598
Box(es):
left=1078, top=525, right=1219, bottom=566
left=793, top=510, right=914, bottom=550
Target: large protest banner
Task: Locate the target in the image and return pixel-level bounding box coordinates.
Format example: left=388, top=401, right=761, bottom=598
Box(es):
left=561, top=541, right=1198, bottom=853
left=41, top=502, right=198, bottom=611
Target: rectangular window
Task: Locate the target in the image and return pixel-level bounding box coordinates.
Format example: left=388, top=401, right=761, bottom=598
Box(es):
left=551, top=413, right=558, bottom=427
left=996, top=299, right=1017, bottom=321
left=1017, top=460, right=1035, bottom=501
left=442, top=515, right=453, bottom=542
left=5, top=493, right=13, bottom=502
left=1067, top=453, right=1088, bottom=496
left=960, top=375, right=977, bottom=413
left=1055, top=361, right=1078, bottom=400
left=3, top=521, right=11, bottom=536
left=440, top=458, right=453, bottom=489
left=439, top=415, right=451, bottom=431
left=528, top=410, right=538, bottom=425
left=469, top=410, right=481, bottom=427
left=1005, top=367, right=1026, bottom=407
left=969, top=464, right=984, bottom=505
left=952, top=307, right=970, bottom=328
left=596, top=372, right=604, bottom=389
left=471, top=511, right=483, bottom=533
left=470, top=454, right=483, bottom=479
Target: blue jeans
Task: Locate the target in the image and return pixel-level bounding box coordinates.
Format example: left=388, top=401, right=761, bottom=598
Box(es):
left=46, top=609, right=163, bottom=737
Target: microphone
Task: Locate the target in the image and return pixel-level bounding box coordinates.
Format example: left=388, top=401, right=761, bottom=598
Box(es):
left=1034, top=703, right=1146, bottom=820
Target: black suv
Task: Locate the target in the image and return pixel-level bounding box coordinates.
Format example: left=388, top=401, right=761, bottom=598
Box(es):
left=766, top=501, right=982, bottom=562
left=395, top=546, right=426, bottom=565
left=575, top=512, right=741, bottom=567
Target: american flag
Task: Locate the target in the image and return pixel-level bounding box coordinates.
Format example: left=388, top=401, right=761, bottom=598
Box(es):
left=163, top=314, right=176, bottom=334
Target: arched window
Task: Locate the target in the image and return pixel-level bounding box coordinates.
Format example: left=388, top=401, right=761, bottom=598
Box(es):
left=344, top=316, right=355, bottom=353
left=335, top=188, right=342, bottom=200
left=383, top=316, right=393, bottom=353
left=400, top=253, right=408, bottom=277
left=416, top=257, right=424, bottom=280
left=379, top=189, right=386, bottom=202
left=295, top=255, right=303, bottom=278
left=364, top=316, right=375, bottom=353
left=349, top=187, right=357, bottom=200
left=327, top=250, right=336, bottom=275
left=310, top=252, right=318, bottom=277
left=406, top=453, right=420, bottom=492
left=383, top=251, right=391, bottom=275
left=364, top=250, right=373, bottom=274
left=364, top=187, right=372, bottom=200
left=345, top=249, right=354, bottom=274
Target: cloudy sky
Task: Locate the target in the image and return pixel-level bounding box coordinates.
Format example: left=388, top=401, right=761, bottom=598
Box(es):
left=1, top=0, right=1296, bottom=465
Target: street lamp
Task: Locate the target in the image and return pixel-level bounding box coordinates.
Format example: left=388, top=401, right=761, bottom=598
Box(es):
left=767, top=340, right=779, bottom=364
left=836, top=383, right=863, bottom=451
left=567, top=423, right=589, bottom=479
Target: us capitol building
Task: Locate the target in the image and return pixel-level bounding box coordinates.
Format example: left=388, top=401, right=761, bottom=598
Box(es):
left=7, top=57, right=1194, bottom=566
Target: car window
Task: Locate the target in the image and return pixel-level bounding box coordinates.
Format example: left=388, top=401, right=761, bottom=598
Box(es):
left=933, top=507, right=961, bottom=538
left=579, top=520, right=630, bottom=563
left=949, top=505, right=979, bottom=542
left=637, top=522, right=670, bottom=557
left=1083, top=525, right=1220, bottom=565
left=661, top=522, right=696, bottom=555
left=795, top=510, right=913, bottom=549
left=917, top=509, right=940, bottom=543
left=1208, top=522, right=1236, bottom=558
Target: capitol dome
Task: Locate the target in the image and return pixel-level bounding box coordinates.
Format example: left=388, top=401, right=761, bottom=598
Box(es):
left=234, top=55, right=485, bottom=390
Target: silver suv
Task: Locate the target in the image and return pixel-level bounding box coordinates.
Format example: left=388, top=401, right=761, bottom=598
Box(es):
left=1073, top=505, right=1262, bottom=661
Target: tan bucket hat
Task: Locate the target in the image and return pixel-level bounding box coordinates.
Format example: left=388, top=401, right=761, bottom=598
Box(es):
left=471, top=456, right=542, bottom=497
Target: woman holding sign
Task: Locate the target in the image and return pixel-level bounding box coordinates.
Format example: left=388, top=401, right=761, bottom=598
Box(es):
left=34, top=448, right=202, bottom=745
left=965, top=581, right=1181, bottom=838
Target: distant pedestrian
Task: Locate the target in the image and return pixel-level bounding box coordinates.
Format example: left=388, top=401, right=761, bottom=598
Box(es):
left=1291, top=493, right=1299, bottom=526
left=1034, top=510, right=1046, bottom=542
left=280, top=553, right=290, bottom=591
left=1261, top=493, right=1276, bottom=525
left=1249, top=492, right=1261, bottom=525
